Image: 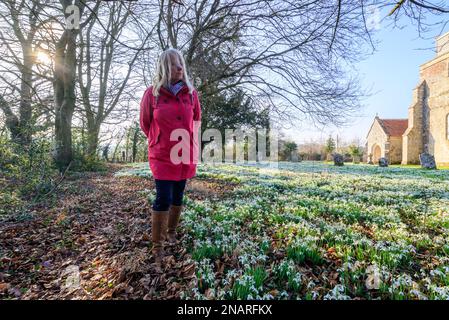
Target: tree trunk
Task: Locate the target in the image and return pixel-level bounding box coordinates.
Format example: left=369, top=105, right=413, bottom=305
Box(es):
left=124, top=128, right=131, bottom=163
left=0, top=95, right=20, bottom=140
left=102, top=143, right=110, bottom=162
left=0, top=47, right=35, bottom=147
left=86, top=122, right=100, bottom=159
left=132, top=124, right=139, bottom=163
left=18, top=48, right=34, bottom=146
left=53, top=30, right=77, bottom=171
left=112, top=132, right=125, bottom=163
left=0, top=1, right=40, bottom=147
left=52, top=0, right=100, bottom=171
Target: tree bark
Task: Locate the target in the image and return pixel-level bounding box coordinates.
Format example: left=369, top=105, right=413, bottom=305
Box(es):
left=86, top=121, right=100, bottom=158
left=53, top=28, right=77, bottom=170
left=131, top=123, right=140, bottom=163
left=53, top=0, right=100, bottom=171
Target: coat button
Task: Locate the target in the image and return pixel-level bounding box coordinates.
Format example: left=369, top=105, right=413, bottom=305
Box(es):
left=178, top=136, right=182, bottom=141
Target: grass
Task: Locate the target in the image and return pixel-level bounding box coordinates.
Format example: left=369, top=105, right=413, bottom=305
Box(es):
left=119, top=161, right=449, bottom=300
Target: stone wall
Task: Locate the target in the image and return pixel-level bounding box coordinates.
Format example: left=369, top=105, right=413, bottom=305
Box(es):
left=402, top=82, right=426, bottom=164
left=420, top=50, right=449, bottom=165
left=389, top=136, right=403, bottom=164
left=436, top=33, right=449, bottom=57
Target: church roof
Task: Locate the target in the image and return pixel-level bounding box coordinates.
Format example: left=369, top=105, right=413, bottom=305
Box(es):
left=377, top=118, right=408, bottom=137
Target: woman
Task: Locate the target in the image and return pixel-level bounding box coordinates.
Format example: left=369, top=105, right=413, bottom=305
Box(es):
left=139, top=48, right=201, bottom=267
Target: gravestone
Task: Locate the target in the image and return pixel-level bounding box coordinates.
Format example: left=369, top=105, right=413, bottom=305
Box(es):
left=419, top=153, right=437, bottom=169
left=291, top=151, right=299, bottom=162
left=333, top=153, right=344, bottom=166
left=378, top=157, right=388, bottom=167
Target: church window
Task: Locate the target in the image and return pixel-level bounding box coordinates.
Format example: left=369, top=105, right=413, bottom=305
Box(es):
left=447, top=114, right=449, bottom=140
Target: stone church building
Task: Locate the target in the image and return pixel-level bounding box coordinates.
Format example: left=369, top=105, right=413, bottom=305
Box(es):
left=366, top=31, right=449, bottom=165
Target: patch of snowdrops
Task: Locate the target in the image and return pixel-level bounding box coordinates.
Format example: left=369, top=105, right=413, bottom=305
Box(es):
left=122, top=161, right=449, bottom=299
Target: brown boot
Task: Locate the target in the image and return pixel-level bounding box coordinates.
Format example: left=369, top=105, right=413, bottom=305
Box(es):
left=167, top=205, right=183, bottom=244
left=151, top=209, right=169, bottom=267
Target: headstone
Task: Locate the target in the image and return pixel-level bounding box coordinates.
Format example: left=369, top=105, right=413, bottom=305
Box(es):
left=419, top=153, right=437, bottom=169
left=378, top=157, right=388, bottom=167
left=333, top=153, right=344, bottom=166
left=291, top=152, right=299, bottom=162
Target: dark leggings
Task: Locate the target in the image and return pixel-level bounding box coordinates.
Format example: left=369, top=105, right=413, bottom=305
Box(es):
left=152, top=179, right=187, bottom=211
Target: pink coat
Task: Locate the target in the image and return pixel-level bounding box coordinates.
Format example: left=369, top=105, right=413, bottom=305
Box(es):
left=139, top=85, right=201, bottom=181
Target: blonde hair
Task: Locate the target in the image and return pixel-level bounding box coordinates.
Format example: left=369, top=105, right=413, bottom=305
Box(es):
left=152, top=48, right=194, bottom=97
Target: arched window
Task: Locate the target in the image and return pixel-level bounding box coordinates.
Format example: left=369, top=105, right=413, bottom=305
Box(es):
left=447, top=114, right=449, bottom=140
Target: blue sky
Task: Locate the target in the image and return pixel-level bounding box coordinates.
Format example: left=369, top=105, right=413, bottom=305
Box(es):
left=285, top=12, right=449, bottom=146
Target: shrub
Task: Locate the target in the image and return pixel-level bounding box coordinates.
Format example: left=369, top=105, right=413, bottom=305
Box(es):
left=0, top=136, right=56, bottom=214
left=71, top=152, right=107, bottom=172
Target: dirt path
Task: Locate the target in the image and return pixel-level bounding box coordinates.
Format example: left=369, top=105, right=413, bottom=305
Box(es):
left=0, top=164, right=234, bottom=300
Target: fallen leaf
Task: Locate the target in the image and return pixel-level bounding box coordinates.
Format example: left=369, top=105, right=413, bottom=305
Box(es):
left=142, top=233, right=150, bottom=241
left=183, top=264, right=195, bottom=277
left=56, top=210, right=67, bottom=224
left=269, top=289, right=279, bottom=297
left=91, top=274, right=103, bottom=281
left=0, top=283, right=11, bottom=293
left=9, top=286, right=22, bottom=298
left=205, top=288, right=215, bottom=299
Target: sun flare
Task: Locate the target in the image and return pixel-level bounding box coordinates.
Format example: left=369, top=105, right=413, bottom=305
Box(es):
left=36, top=51, right=52, bottom=65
